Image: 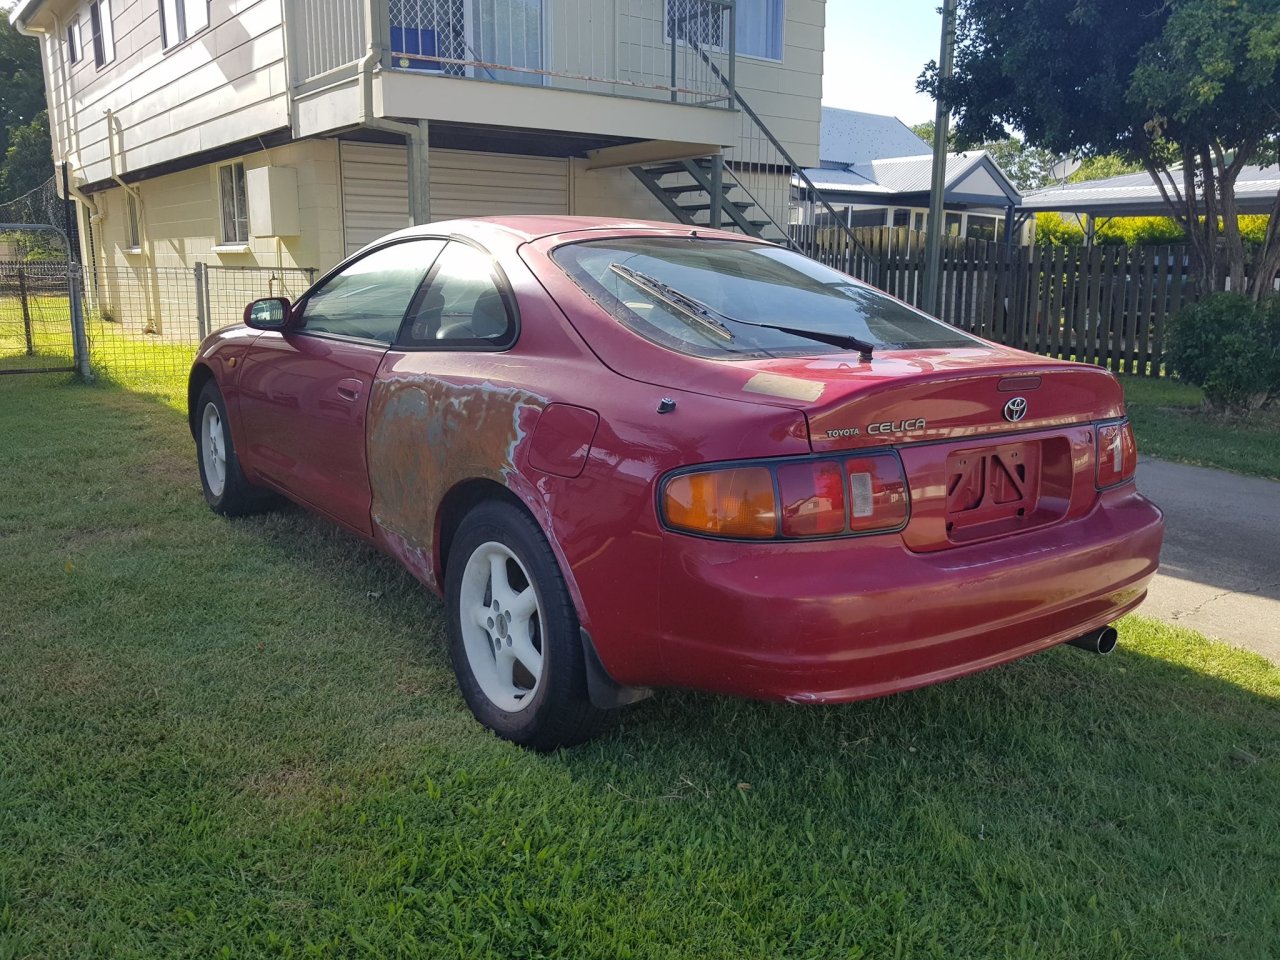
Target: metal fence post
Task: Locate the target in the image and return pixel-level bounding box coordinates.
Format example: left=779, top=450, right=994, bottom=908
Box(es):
left=68, top=264, right=91, bottom=380
left=194, top=263, right=210, bottom=339
left=17, top=266, right=34, bottom=356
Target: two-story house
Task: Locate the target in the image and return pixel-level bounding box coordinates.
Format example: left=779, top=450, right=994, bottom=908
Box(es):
left=12, top=0, right=825, bottom=293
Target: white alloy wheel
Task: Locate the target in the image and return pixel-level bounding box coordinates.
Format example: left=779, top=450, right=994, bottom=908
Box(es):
left=201, top=402, right=227, bottom=498
left=458, top=541, right=545, bottom=712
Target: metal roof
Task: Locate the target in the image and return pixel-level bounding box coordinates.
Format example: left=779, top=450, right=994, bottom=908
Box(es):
left=1020, top=165, right=1280, bottom=216
left=819, top=107, right=932, bottom=167
left=803, top=151, right=1022, bottom=206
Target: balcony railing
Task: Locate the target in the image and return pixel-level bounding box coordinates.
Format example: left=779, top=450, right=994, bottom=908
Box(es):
left=293, top=0, right=737, bottom=108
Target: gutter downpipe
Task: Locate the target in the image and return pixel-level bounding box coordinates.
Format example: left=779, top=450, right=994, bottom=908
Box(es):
left=358, top=0, right=430, bottom=226
left=104, top=108, right=161, bottom=330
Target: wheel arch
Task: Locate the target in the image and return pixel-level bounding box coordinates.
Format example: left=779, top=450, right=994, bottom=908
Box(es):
left=187, top=363, right=216, bottom=439
left=433, top=475, right=646, bottom=711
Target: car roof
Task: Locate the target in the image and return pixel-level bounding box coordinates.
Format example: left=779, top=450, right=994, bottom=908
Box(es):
left=374, top=216, right=765, bottom=246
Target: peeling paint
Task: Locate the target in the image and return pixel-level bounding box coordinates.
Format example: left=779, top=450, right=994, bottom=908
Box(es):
left=366, top=373, right=549, bottom=588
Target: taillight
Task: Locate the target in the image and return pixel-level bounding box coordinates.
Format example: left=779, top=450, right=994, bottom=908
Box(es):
left=1095, top=420, right=1137, bottom=488
left=846, top=455, right=910, bottom=532
left=661, top=453, right=909, bottom=540
left=663, top=466, right=777, bottom=539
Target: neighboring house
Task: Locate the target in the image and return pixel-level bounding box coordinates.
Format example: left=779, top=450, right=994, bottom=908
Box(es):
left=1020, top=164, right=1280, bottom=239
left=11, top=0, right=824, bottom=289
left=801, top=107, right=1025, bottom=242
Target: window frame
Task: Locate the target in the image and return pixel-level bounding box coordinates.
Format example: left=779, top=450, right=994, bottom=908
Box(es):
left=217, top=161, right=250, bottom=245
left=125, top=193, right=141, bottom=251
left=66, top=18, right=82, bottom=65
left=732, top=0, right=785, bottom=62
left=287, top=237, right=446, bottom=347
left=89, top=0, right=115, bottom=69
left=160, top=0, right=211, bottom=50
left=665, top=0, right=785, bottom=63
left=393, top=237, right=521, bottom=353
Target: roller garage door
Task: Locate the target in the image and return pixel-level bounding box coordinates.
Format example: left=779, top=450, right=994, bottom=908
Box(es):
left=339, top=142, right=570, bottom=255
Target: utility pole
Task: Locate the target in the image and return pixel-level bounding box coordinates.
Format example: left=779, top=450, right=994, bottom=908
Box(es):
left=922, top=0, right=958, bottom=318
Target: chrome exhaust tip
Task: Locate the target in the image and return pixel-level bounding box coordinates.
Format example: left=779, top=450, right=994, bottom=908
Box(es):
left=1066, top=625, right=1119, bottom=655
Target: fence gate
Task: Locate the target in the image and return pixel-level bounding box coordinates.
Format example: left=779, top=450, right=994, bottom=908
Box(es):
left=0, top=224, right=89, bottom=378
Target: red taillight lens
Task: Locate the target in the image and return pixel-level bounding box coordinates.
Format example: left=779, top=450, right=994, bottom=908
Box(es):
left=846, top=455, right=909, bottom=532
left=662, top=454, right=909, bottom=540
left=663, top=466, right=778, bottom=539
left=1096, top=420, right=1137, bottom=488
left=777, top=460, right=846, bottom=537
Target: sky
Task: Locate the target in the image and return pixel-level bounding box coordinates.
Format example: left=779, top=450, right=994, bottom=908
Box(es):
left=821, top=1, right=942, bottom=126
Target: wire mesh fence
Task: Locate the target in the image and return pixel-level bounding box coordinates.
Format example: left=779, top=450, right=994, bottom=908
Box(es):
left=0, top=260, right=78, bottom=374
left=84, top=263, right=317, bottom=387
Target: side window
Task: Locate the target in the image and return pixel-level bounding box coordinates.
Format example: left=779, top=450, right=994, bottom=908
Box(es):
left=400, top=242, right=516, bottom=348
left=218, top=162, right=249, bottom=244
left=89, top=0, right=115, bottom=68
left=299, top=239, right=444, bottom=343
left=66, top=19, right=83, bottom=65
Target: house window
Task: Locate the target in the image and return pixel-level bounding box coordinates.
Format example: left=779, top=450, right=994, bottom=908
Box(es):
left=666, top=0, right=724, bottom=49
left=966, top=214, right=998, bottom=242
left=945, top=212, right=963, bottom=237
left=666, top=0, right=784, bottom=60
left=160, top=0, right=210, bottom=49
left=912, top=211, right=926, bottom=232
left=89, top=0, right=115, bottom=68
left=218, top=162, right=249, bottom=244
left=125, top=194, right=141, bottom=249
left=66, top=18, right=83, bottom=65
left=892, top=209, right=911, bottom=228
left=735, top=0, right=783, bottom=60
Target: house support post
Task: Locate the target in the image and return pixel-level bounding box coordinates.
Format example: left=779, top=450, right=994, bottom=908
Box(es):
left=407, top=120, right=431, bottom=226
left=922, top=0, right=958, bottom=317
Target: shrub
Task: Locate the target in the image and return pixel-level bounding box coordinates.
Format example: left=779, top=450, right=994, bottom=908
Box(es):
left=1165, top=293, right=1280, bottom=412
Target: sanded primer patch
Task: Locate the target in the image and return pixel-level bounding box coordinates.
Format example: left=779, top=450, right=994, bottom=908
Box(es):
left=743, top=372, right=824, bottom=403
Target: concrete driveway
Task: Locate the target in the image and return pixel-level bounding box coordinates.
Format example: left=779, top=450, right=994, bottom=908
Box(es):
left=1136, top=457, right=1280, bottom=663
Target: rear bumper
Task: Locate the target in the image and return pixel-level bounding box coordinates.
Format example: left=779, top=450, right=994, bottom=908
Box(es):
left=648, top=484, right=1163, bottom=702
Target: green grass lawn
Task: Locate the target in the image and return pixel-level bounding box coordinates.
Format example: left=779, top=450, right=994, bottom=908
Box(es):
left=1121, top=376, right=1280, bottom=480
left=2, top=375, right=1279, bottom=959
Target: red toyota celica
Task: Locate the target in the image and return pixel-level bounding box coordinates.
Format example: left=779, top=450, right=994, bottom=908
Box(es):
left=188, top=217, right=1163, bottom=749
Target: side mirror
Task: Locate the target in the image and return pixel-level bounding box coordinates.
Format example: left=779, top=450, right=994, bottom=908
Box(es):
left=244, top=297, right=292, bottom=330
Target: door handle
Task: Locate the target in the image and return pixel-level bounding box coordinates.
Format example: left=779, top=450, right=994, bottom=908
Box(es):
left=336, top=379, right=363, bottom=402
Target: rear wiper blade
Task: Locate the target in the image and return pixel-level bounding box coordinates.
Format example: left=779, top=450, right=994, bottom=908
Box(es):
left=609, top=262, right=875, bottom=362
left=609, top=263, right=734, bottom=342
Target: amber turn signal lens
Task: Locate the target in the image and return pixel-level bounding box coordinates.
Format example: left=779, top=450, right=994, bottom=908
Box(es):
left=1096, top=420, right=1137, bottom=488
left=663, top=467, right=778, bottom=539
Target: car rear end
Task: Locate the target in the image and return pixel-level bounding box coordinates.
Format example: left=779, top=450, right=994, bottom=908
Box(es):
left=652, top=363, right=1161, bottom=701
left=534, top=227, right=1164, bottom=702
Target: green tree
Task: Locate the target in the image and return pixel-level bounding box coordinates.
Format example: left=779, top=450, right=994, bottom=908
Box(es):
left=0, top=110, right=52, bottom=203
left=0, top=14, right=45, bottom=190
left=920, top=0, right=1280, bottom=300
left=1069, top=155, right=1143, bottom=183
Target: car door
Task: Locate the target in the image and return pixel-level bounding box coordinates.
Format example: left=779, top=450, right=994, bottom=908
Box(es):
left=237, top=239, right=445, bottom=534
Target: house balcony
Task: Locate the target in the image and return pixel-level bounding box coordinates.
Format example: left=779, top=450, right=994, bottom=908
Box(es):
left=289, top=0, right=742, bottom=158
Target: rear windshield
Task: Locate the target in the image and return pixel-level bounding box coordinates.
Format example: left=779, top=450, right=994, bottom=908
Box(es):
left=551, top=236, right=979, bottom=359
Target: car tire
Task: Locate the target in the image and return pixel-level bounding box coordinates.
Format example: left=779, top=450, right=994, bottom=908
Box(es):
left=445, top=500, right=606, bottom=750
left=195, top=380, right=274, bottom=517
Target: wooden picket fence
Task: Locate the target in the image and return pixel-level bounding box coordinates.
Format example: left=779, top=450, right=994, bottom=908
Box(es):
left=791, top=226, right=1198, bottom=376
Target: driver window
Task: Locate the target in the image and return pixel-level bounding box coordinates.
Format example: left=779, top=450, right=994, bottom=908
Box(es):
left=299, top=239, right=444, bottom=342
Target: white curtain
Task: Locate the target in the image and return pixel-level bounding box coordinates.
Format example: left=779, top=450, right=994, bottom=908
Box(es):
left=735, top=0, right=783, bottom=60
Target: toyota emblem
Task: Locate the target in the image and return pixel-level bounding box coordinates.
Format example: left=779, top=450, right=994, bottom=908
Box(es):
left=1003, top=397, right=1028, bottom=422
